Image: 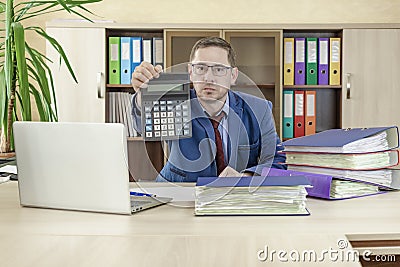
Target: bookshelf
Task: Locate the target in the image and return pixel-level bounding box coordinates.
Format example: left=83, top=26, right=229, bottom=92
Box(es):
left=282, top=30, right=343, bottom=138
left=46, top=22, right=400, bottom=180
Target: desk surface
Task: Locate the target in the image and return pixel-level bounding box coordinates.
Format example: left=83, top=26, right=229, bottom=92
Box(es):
left=1, top=181, right=399, bottom=267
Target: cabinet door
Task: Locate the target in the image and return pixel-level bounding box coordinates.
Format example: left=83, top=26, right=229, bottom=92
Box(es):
left=46, top=27, right=106, bottom=122
left=342, top=29, right=400, bottom=128
left=223, top=30, right=281, bottom=135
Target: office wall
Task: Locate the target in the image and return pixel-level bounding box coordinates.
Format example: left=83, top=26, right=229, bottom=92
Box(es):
left=23, top=0, right=400, bottom=51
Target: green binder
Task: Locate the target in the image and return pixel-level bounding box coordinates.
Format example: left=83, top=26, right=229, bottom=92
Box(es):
left=109, top=37, right=121, bottom=84
left=306, top=38, right=318, bottom=85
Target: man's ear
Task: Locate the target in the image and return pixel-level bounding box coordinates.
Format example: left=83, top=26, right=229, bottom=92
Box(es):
left=230, top=67, right=239, bottom=85
left=188, top=63, right=193, bottom=81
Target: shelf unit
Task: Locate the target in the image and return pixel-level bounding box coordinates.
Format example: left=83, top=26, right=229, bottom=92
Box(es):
left=282, top=30, right=343, bottom=135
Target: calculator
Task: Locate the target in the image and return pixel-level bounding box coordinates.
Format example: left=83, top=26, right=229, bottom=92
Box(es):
left=141, top=73, right=191, bottom=141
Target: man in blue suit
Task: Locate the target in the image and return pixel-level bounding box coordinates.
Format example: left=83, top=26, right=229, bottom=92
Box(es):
left=131, top=37, right=286, bottom=182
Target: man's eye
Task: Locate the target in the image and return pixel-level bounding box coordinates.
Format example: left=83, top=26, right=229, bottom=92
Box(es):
left=214, top=67, right=224, bottom=72
left=196, top=66, right=205, bottom=71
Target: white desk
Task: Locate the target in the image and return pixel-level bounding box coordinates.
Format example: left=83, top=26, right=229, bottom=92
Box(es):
left=0, top=181, right=399, bottom=267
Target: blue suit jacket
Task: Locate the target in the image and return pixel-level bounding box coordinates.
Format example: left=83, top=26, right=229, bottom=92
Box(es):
left=132, top=90, right=286, bottom=182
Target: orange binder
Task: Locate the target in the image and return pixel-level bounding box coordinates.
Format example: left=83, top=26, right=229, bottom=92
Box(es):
left=294, top=90, right=305, bottom=138
left=305, top=90, right=316, bottom=136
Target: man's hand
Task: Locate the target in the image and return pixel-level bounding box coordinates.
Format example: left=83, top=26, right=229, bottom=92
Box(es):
left=131, top=62, right=163, bottom=108
left=218, top=166, right=252, bottom=177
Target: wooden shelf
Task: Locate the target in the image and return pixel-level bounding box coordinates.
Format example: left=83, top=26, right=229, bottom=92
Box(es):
left=106, top=85, right=135, bottom=93
left=127, top=137, right=144, bottom=141
left=107, top=84, right=132, bottom=87
left=283, top=85, right=342, bottom=89
left=233, top=84, right=275, bottom=90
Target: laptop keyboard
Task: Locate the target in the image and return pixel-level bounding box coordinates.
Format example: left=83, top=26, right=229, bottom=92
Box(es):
left=131, top=200, right=152, bottom=207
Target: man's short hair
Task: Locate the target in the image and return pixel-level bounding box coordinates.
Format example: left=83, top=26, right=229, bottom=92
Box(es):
left=189, top=37, right=237, bottom=67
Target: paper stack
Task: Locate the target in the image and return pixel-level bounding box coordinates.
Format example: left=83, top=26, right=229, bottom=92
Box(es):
left=279, top=126, right=400, bottom=199
left=195, top=176, right=311, bottom=216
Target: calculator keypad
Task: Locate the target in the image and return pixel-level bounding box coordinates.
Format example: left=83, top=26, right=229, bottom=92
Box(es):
left=142, top=99, right=191, bottom=140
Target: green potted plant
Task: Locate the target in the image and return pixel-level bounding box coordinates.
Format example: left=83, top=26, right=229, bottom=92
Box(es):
left=0, top=0, right=101, bottom=155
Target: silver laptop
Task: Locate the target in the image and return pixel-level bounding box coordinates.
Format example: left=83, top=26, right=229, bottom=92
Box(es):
left=13, top=122, right=171, bottom=215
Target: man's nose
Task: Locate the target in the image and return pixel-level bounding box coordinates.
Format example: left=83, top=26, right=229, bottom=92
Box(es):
left=203, top=67, right=215, bottom=82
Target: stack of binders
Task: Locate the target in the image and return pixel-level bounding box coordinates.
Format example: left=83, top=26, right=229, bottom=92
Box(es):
left=284, top=37, right=340, bottom=86
left=277, top=126, right=400, bottom=199
left=195, top=176, right=311, bottom=215
left=108, top=36, right=164, bottom=85
left=283, top=37, right=341, bottom=139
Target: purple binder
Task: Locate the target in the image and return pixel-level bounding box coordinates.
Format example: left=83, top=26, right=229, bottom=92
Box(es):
left=318, top=38, right=329, bottom=85
left=262, top=167, right=387, bottom=200
left=294, top=38, right=306, bottom=85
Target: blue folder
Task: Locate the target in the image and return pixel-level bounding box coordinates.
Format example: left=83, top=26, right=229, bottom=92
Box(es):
left=283, top=126, right=399, bottom=153
left=196, top=176, right=312, bottom=187
left=131, top=37, right=142, bottom=74
left=120, top=37, right=132, bottom=84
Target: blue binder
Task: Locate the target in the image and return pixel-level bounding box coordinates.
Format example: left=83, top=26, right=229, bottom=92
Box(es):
left=131, top=37, right=142, bottom=74
left=283, top=126, right=399, bottom=153
left=120, top=37, right=132, bottom=84
left=196, top=176, right=311, bottom=187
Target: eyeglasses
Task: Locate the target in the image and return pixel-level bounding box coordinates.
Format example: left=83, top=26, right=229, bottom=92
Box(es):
left=191, top=64, right=232, bottom=77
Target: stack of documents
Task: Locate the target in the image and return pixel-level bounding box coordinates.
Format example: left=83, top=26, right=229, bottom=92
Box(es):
left=108, top=92, right=138, bottom=137
left=283, top=127, right=399, bottom=153
left=278, top=126, right=400, bottom=199
left=263, top=168, right=385, bottom=200
left=195, top=176, right=311, bottom=215
left=283, top=126, right=399, bottom=170
left=286, top=165, right=400, bottom=189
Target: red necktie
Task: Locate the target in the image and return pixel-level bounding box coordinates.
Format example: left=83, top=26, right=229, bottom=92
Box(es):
left=210, top=113, right=226, bottom=175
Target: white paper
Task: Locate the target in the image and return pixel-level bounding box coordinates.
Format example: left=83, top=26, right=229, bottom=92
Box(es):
left=0, top=165, right=17, bottom=174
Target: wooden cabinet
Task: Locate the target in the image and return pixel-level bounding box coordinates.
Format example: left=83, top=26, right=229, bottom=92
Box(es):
left=46, top=27, right=106, bottom=122
left=342, top=28, right=400, bottom=128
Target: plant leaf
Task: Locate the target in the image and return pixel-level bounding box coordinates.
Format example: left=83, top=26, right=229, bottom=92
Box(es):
left=25, top=44, right=51, bottom=107
left=13, top=21, right=31, bottom=121
left=31, top=26, right=78, bottom=83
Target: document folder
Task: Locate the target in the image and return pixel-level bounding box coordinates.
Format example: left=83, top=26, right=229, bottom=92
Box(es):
left=283, top=38, right=295, bottom=85
left=318, top=38, right=329, bottom=85
left=294, top=90, right=305, bottom=138
left=283, top=90, right=294, bottom=139
left=294, top=38, right=306, bottom=85
left=108, top=37, right=120, bottom=84
left=142, top=38, right=152, bottom=63
left=283, top=126, right=399, bottom=153
left=131, top=37, right=142, bottom=74
left=153, top=37, right=164, bottom=67
left=262, top=168, right=386, bottom=200
left=120, top=37, right=132, bottom=85
left=304, top=90, right=316, bottom=136
left=284, top=150, right=400, bottom=170
left=195, top=176, right=311, bottom=215
left=329, top=37, right=341, bottom=85
left=306, top=38, right=318, bottom=85
left=287, top=165, right=400, bottom=190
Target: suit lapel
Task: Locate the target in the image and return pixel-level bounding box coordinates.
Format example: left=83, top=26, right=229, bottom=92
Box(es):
left=227, top=91, right=243, bottom=169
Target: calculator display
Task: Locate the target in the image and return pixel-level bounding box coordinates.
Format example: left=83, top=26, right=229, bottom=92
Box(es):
left=141, top=73, right=191, bottom=141
left=147, top=84, right=183, bottom=92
